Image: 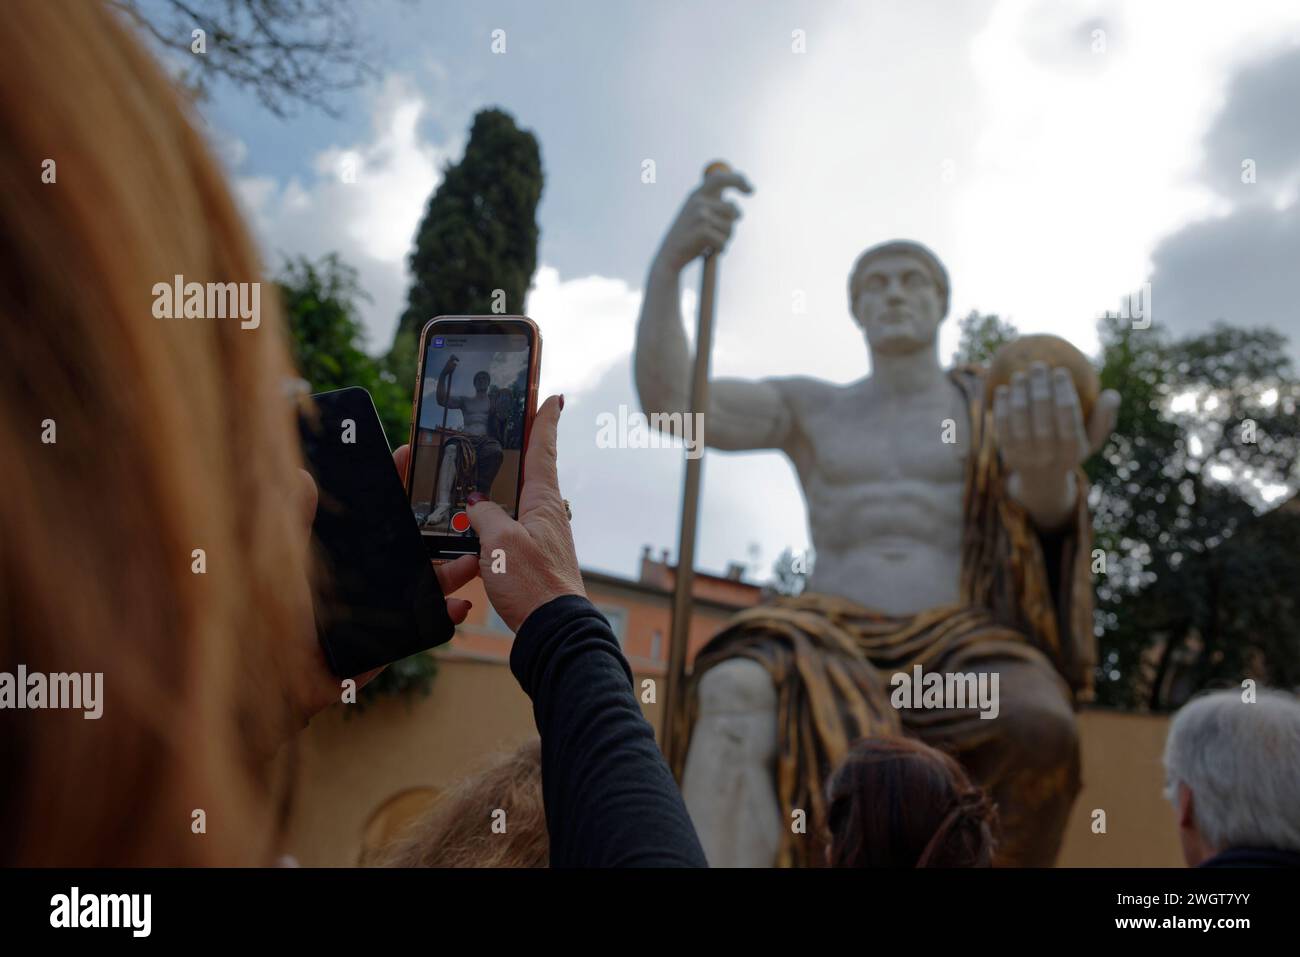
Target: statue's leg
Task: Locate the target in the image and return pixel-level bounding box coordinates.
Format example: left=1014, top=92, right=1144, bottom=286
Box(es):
left=913, top=655, right=1081, bottom=866
left=681, top=658, right=782, bottom=867
left=434, top=441, right=459, bottom=506
left=474, top=437, right=503, bottom=493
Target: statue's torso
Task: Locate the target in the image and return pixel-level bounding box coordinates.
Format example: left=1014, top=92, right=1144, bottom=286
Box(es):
left=456, top=393, right=492, bottom=434
left=784, top=375, right=969, bottom=616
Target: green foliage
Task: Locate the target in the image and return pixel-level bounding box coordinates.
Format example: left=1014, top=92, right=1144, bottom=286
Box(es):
left=278, top=253, right=435, bottom=706
left=1087, top=315, right=1300, bottom=708
left=278, top=253, right=412, bottom=448
left=953, top=310, right=1019, bottom=366
left=394, top=108, right=543, bottom=347
left=348, top=653, right=439, bottom=715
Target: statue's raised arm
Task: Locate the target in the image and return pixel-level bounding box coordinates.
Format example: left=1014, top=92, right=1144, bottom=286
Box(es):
left=635, top=172, right=795, bottom=452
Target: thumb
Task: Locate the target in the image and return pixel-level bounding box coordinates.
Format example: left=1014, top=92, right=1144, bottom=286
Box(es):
left=519, top=395, right=563, bottom=515
left=466, top=494, right=516, bottom=544
left=697, top=170, right=753, bottom=199
left=392, top=444, right=411, bottom=488
left=296, top=469, right=317, bottom=533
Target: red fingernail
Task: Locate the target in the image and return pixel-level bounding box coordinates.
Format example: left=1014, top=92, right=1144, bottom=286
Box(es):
left=466, top=492, right=487, bottom=506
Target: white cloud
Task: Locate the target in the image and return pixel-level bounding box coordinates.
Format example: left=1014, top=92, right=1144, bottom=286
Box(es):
left=714, top=0, right=1300, bottom=373
left=953, top=0, right=1300, bottom=350
left=233, top=75, right=455, bottom=351
left=525, top=265, right=698, bottom=400
left=526, top=267, right=642, bottom=398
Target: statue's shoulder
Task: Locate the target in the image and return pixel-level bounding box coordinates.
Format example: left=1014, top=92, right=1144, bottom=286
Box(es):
left=764, top=374, right=837, bottom=400
left=765, top=374, right=843, bottom=409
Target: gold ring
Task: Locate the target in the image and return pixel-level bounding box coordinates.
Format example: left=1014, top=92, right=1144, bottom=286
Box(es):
left=563, top=498, right=572, bottom=521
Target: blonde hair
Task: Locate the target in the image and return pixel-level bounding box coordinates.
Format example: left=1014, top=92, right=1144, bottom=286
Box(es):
left=0, top=0, right=306, bottom=864
left=368, top=740, right=548, bottom=868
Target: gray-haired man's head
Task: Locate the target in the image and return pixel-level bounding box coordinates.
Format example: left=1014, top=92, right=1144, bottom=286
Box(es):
left=1163, top=688, right=1300, bottom=866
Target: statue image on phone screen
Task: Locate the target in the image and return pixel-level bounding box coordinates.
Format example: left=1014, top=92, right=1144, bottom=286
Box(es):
left=410, top=329, right=530, bottom=537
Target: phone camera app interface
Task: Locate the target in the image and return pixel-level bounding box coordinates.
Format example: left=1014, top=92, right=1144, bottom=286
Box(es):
left=411, top=331, right=530, bottom=537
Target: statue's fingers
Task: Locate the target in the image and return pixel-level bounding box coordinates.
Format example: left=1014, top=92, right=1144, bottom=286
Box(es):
left=696, top=171, right=754, bottom=199
left=1028, top=362, right=1054, bottom=441
left=1052, top=367, right=1088, bottom=461
left=699, top=198, right=743, bottom=220
left=698, top=208, right=733, bottom=232
left=700, top=224, right=729, bottom=251
left=1087, top=388, right=1121, bottom=453
left=1009, top=371, right=1031, bottom=444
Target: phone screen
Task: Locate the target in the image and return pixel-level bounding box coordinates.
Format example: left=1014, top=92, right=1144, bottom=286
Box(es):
left=408, top=317, right=539, bottom=558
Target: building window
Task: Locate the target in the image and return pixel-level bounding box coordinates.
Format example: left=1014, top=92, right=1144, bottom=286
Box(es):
left=650, top=629, right=663, bottom=661
left=596, top=604, right=628, bottom=648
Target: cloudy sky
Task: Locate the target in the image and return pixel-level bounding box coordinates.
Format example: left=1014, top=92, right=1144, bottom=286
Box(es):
left=176, top=0, right=1300, bottom=582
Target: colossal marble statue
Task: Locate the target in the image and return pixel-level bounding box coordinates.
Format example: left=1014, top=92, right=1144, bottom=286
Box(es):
left=634, top=171, right=1120, bottom=867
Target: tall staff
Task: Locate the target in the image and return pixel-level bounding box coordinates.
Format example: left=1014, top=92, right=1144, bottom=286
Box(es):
left=428, top=357, right=458, bottom=531
left=662, top=160, right=735, bottom=769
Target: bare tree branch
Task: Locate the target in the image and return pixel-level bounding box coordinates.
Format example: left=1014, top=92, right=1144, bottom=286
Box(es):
left=107, top=0, right=380, bottom=118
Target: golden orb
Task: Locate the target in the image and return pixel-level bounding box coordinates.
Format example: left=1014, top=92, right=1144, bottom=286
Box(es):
left=984, top=334, right=1101, bottom=423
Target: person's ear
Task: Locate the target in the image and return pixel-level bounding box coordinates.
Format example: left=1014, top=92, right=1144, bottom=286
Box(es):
left=1177, top=783, right=1196, bottom=830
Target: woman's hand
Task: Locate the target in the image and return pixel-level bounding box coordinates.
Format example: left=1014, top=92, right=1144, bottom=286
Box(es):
left=466, top=395, right=586, bottom=632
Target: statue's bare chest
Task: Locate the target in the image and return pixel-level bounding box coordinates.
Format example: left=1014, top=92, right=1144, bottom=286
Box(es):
left=792, top=381, right=969, bottom=489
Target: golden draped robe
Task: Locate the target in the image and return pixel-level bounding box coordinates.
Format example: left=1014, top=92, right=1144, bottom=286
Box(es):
left=667, top=366, right=1096, bottom=867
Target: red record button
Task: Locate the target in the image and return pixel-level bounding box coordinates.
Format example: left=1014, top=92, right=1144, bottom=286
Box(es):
left=450, top=511, right=471, bottom=533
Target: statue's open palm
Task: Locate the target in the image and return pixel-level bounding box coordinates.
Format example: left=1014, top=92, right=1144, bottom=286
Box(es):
left=992, top=362, right=1120, bottom=478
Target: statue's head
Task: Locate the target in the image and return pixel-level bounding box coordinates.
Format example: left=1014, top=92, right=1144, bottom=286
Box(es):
left=474, top=371, right=491, bottom=392
left=847, top=240, right=949, bottom=357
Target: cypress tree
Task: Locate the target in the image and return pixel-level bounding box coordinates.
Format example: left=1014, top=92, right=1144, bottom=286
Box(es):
left=394, top=107, right=543, bottom=351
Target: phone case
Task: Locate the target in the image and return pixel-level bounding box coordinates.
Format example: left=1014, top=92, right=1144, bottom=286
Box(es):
left=406, top=316, right=542, bottom=561
left=300, top=387, right=456, bottom=677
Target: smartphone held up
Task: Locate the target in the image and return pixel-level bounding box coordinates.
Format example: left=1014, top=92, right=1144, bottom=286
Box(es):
left=406, top=316, right=542, bottom=562
left=299, top=387, right=456, bottom=677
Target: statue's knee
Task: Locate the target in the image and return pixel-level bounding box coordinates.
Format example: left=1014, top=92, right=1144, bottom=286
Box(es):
left=1039, top=704, right=1079, bottom=765
left=999, top=678, right=1079, bottom=769
left=696, top=658, right=777, bottom=716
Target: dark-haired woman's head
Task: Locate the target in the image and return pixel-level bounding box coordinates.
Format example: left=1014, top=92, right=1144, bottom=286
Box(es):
left=826, top=735, right=997, bottom=867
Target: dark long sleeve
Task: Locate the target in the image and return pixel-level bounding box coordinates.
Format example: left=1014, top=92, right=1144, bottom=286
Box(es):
left=510, top=594, right=708, bottom=868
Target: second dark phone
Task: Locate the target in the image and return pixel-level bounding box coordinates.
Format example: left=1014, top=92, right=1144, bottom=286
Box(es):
left=300, top=387, right=456, bottom=677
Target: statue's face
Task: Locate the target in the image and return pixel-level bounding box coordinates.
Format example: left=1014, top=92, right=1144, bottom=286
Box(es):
left=851, top=253, right=944, bottom=356
left=474, top=372, right=490, bottom=392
